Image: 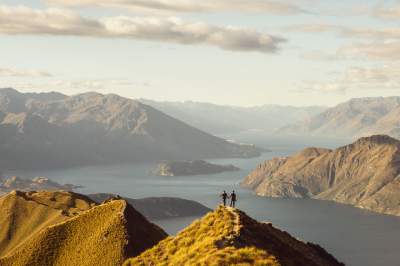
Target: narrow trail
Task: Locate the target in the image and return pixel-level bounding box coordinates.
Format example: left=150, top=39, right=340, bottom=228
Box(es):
left=226, top=207, right=241, bottom=236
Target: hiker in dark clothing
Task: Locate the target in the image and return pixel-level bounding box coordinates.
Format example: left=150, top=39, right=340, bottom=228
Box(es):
left=230, top=191, right=237, bottom=208
left=220, top=190, right=228, bottom=206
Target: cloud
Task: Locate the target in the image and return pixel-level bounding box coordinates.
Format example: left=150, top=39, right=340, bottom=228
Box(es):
left=0, top=5, right=286, bottom=53
left=285, top=24, right=339, bottom=34
left=373, top=5, right=400, bottom=19
left=296, top=65, right=400, bottom=94
left=295, top=81, right=347, bottom=94
left=300, top=51, right=344, bottom=61
left=286, top=23, right=400, bottom=40
left=5, top=79, right=143, bottom=95
left=0, top=67, right=52, bottom=77
left=340, top=42, right=400, bottom=61
left=45, top=0, right=307, bottom=15
left=287, top=23, right=400, bottom=61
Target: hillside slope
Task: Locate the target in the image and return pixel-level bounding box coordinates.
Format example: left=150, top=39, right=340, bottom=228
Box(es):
left=125, top=206, right=343, bottom=266
left=0, top=191, right=96, bottom=257
left=0, top=191, right=167, bottom=266
left=0, top=88, right=261, bottom=169
left=242, top=135, right=400, bottom=216
left=279, top=96, right=400, bottom=139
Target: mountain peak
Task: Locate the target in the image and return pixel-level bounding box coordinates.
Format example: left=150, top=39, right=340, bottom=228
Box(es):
left=354, top=134, right=400, bottom=146
left=125, top=206, right=343, bottom=266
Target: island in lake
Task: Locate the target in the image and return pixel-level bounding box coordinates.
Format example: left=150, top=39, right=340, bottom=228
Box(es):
left=0, top=176, right=80, bottom=196
left=154, top=160, right=240, bottom=176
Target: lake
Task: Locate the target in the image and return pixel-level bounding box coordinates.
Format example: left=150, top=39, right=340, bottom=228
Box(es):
left=6, top=135, right=400, bottom=266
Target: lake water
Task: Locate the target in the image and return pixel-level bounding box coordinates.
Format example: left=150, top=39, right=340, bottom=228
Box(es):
left=6, top=135, right=400, bottom=266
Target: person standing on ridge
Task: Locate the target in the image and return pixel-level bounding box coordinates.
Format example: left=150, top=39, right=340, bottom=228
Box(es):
left=230, top=190, right=237, bottom=208
left=220, top=190, right=228, bottom=206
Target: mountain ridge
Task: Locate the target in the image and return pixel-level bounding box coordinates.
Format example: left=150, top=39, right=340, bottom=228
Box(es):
left=125, top=206, right=343, bottom=266
left=242, top=135, right=400, bottom=216
left=0, top=88, right=261, bottom=170
left=279, top=96, right=400, bottom=139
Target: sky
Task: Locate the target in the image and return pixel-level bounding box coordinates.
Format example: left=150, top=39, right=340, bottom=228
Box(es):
left=1, top=0, right=400, bottom=107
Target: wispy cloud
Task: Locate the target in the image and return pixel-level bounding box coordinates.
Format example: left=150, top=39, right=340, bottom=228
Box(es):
left=0, top=67, right=52, bottom=77
left=340, top=42, right=400, bottom=61
left=296, top=65, right=400, bottom=94
left=287, top=23, right=400, bottom=61
left=300, top=50, right=344, bottom=61
left=373, top=4, right=400, bottom=19
left=0, top=5, right=286, bottom=53
left=5, top=79, right=144, bottom=94
left=286, top=24, right=400, bottom=40
left=45, top=0, right=307, bottom=15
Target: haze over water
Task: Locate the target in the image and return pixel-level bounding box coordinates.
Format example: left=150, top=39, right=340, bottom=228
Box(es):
left=6, top=135, right=400, bottom=266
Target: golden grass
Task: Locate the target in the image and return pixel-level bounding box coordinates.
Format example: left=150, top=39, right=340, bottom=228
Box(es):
left=1, top=200, right=131, bottom=266
left=124, top=207, right=280, bottom=266
left=0, top=190, right=96, bottom=257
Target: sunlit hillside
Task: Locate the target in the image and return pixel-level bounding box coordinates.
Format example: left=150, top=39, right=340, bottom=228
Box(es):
left=0, top=191, right=167, bottom=266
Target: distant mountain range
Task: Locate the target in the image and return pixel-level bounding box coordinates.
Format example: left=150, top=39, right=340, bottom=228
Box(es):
left=141, top=99, right=326, bottom=135
left=242, top=135, right=400, bottom=216
left=0, top=88, right=262, bottom=170
left=279, top=96, right=400, bottom=139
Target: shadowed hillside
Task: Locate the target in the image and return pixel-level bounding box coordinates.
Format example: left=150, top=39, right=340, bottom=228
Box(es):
left=242, top=135, right=400, bottom=216
left=0, top=191, right=167, bottom=266
left=125, top=206, right=343, bottom=266
left=0, top=88, right=262, bottom=170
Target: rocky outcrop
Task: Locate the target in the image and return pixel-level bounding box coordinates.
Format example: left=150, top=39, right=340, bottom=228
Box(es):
left=242, top=135, right=400, bottom=216
left=154, top=160, right=240, bottom=176
left=124, top=206, right=343, bottom=266
left=88, top=193, right=211, bottom=220
left=0, top=88, right=262, bottom=170
left=0, top=191, right=167, bottom=266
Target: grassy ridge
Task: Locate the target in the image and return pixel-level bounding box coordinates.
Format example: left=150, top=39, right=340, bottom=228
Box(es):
left=0, top=192, right=167, bottom=266
left=125, top=207, right=279, bottom=266
left=125, top=207, right=344, bottom=266
left=0, top=191, right=95, bottom=257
